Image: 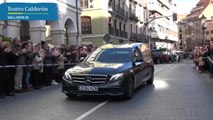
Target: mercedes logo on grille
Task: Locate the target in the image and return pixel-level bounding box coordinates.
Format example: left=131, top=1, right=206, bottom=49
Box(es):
left=85, top=76, right=92, bottom=84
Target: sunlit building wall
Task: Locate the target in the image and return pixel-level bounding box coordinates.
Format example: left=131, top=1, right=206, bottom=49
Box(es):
left=184, top=0, right=213, bottom=50
left=147, top=0, right=178, bottom=53
left=80, top=0, right=149, bottom=46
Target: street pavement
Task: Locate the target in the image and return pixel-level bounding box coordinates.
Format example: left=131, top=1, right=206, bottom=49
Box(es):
left=1, top=61, right=213, bottom=120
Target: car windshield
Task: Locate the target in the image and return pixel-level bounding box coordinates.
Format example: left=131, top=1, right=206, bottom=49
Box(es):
left=86, top=48, right=131, bottom=63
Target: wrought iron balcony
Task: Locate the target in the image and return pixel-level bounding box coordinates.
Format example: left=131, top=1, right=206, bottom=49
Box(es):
left=112, top=4, right=128, bottom=20
left=109, top=26, right=114, bottom=35
left=115, top=29, right=119, bottom=36
left=124, top=32, right=128, bottom=38
left=129, top=13, right=139, bottom=21
left=108, top=26, right=127, bottom=38
left=130, top=33, right=144, bottom=41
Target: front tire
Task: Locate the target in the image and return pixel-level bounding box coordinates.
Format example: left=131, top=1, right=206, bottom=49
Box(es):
left=147, top=70, right=154, bottom=85
left=123, top=78, right=134, bottom=99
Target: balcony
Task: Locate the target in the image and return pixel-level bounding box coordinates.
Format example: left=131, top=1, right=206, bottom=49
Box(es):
left=129, top=13, right=139, bottom=22
left=108, top=27, right=127, bottom=38
left=109, top=26, right=114, bottom=35
left=115, top=29, right=119, bottom=36
left=124, top=32, right=128, bottom=38
left=112, top=4, right=128, bottom=20
left=130, top=33, right=143, bottom=41
left=120, top=31, right=124, bottom=37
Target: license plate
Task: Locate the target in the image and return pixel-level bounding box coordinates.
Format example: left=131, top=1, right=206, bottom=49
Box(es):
left=78, top=86, right=98, bottom=91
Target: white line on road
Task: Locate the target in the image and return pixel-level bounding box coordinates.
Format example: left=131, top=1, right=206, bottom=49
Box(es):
left=74, top=65, right=168, bottom=120
left=74, top=100, right=109, bottom=120
left=154, top=65, right=170, bottom=73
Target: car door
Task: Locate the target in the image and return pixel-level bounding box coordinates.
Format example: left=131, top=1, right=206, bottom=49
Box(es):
left=132, top=47, right=147, bottom=87
left=139, top=44, right=153, bottom=80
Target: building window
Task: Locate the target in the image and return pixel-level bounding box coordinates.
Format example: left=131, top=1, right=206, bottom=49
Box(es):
left=81, top=16, right=92, bottom=34
left=179, top=34, right=182, bottom=39
left=118, top=0, right=120, bottom=6
left=179, top=27, right=182, bottom=32
left=130, top=24, right=133, bottom=33
left=81, top=0, right=89, bottom=9
left=129, top=4, right=132, bottom=15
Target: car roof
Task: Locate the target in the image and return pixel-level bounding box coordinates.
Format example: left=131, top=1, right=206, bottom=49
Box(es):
left=99, top=43, right=143, bottom=49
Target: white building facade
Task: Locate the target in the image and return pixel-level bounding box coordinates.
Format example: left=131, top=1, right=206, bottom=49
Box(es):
left=147, top=0, right=178, bottom=53
left=0, top=0, right=81, bottom=45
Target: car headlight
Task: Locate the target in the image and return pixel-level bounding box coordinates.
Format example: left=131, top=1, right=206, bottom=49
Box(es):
left=109, top=73, right=124, bottom=81
left=63, top=72, right=72, bottom=81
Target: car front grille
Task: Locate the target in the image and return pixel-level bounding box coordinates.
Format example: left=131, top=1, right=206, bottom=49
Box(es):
left=71, top=74, right=108, bottom=85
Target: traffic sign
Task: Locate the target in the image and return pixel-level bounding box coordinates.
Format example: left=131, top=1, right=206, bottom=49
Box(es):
left=103, top=33, right=111, bottom=43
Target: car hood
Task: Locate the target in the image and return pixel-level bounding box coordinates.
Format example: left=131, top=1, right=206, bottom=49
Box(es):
left=66, top=61, right=132, bottom=75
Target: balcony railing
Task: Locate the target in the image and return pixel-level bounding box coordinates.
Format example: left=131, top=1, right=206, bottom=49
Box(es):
left=130, top=33, right=143, bottom=41
left=129, top=12, right=139, bottom=22
left=124, top=32, right=128, bottom=38
left=109, top=26, right=114, bottom=35
left=120, top=31, right=124, bottom=37
left=108, top=27, right=127, bottom=38
left=112, top=4, right=128, bottom=19
left=130, top=33, right=137, bottom=39
left=115, top=29, right=119, bottom=36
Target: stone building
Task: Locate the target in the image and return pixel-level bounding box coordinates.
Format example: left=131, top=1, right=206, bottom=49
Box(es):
left=80, top=0, right=149, bottom=46
left=184, top=0, right=213, bottom=50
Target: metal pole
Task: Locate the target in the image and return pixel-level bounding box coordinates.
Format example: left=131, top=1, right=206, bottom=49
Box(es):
left=75, top=0, right=79, bottom=45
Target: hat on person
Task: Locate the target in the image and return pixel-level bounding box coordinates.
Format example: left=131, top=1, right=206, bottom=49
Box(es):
left=21, top=42, right=28, bottom=48
left=48, top=44, right=55, bottom=50
left=2, top=41, right=10, bottom=49
left=41, top=41, right=46, bottom=47
left=33, top=43, right=40, bottom=47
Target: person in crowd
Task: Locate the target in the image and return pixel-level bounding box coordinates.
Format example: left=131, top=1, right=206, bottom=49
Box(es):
left=56, top=47, right=64, bottom=83
left=0, top=37, right=8, bottom=98
left=22, top=41, right=35, bottom=91
left=79, top=45, right=88, bottom=61
left=50, top=46, right=59, bottom=85
left=69, top=45, right=78, bottom=63
left=41, top=41, right=53, bottom=86
left=31, top=43, right=44, bottom=89
left=2, top=41, right=16, bottom=96
left=11, top=38, right=27, bottom=93
left=208, top=40, right=213, bottom=77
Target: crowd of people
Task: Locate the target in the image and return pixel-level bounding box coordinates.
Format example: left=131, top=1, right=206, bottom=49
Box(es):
left=152, top=53, right=181, bottom=64
left=192, top=40, right=213, bottom=76
left=0, top=36, right=96, bottom=99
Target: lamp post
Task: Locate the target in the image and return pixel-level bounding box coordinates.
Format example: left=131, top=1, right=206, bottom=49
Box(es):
left=200, top=14, right=207, bottom=46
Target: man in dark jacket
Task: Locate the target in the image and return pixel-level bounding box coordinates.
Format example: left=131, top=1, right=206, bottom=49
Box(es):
left=11, top=38, right=27, bottom=93
left=0, top=37, right=11, bottom=98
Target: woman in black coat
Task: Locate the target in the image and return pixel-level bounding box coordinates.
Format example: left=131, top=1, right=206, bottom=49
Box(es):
left=0, top=41, right=11, bottom=98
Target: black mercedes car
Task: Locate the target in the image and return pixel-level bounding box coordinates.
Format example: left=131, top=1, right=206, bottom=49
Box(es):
left=62, top=43, right=154, bottom=99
